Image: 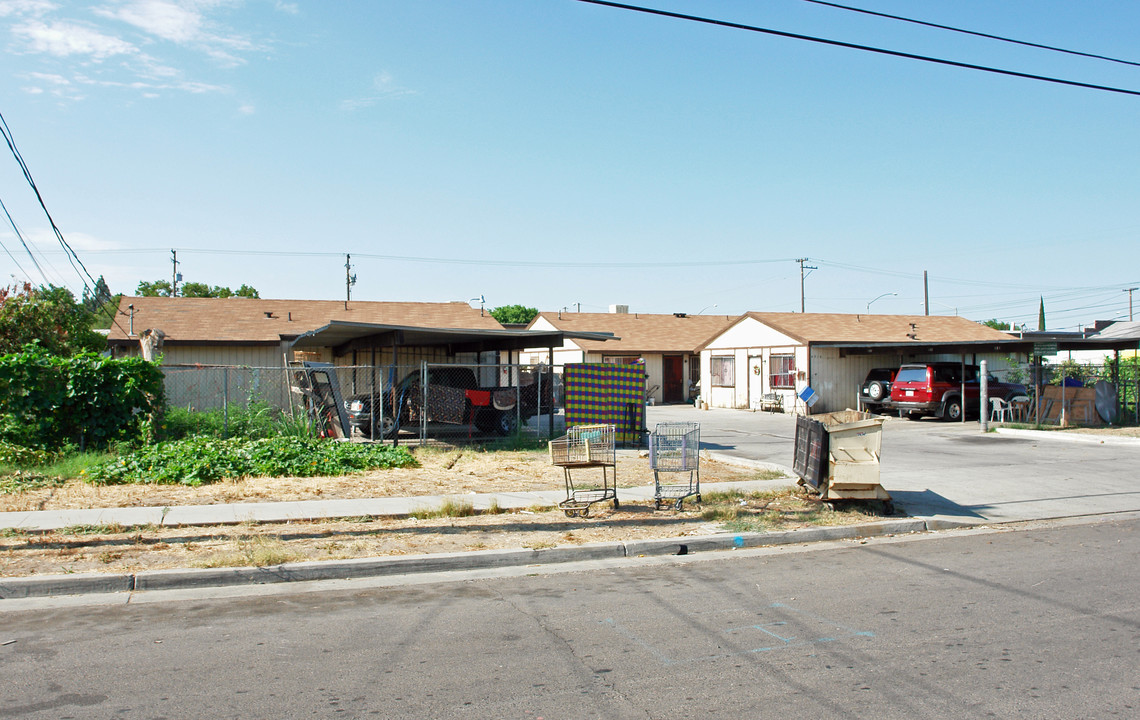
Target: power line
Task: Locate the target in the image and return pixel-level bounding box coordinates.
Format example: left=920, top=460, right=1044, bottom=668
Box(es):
left=151, top=247, right=800, bottom=269
left=574, top=0, right=1140, bottom=97
left=0, top=195, right=46, bottom=284
left=0, top=110, right=100, bottom=294
left=799, top=0, right=1140, bottom=68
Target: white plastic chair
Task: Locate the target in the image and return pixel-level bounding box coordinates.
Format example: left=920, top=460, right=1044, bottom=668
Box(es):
left=989, top=397, right=1010, bottom=422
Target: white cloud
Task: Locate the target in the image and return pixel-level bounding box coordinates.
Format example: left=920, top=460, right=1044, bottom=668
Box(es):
left=237, top=102, right=254, bottom=114
left=13, top=19, right=138, bottom=59
left=341, top=71, right=417, bottom=111
left=94, top=0, right=265, bottom=67
left=3, top=0, right=279, bottom=100
left=105, top=0, right=203, bottom=43
left=0, top=0, right=56, bottom=19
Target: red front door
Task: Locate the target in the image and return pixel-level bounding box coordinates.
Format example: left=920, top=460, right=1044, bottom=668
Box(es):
left=663, top=355, right=683, bottom=403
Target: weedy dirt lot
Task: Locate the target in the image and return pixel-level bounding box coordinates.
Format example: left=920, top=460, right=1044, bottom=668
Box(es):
left=0, top=448, right=881, bottom=578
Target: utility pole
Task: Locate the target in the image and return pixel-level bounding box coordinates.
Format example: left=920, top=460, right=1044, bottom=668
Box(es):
left=345, top=254, right=356, bottom=303
left=924, top=270, right=929, bottom=316
left=796, top=258, right=816, bottom=313
left=1125, top=287, right=1138, bottom=321
left=171, top=250, right=180, bottom=297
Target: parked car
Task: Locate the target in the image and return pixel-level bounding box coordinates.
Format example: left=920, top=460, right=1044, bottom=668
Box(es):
left=890, top=362, right=1027, bottom=421
left=859, top=367, right=897, bottom=412
left=345, top=367, right=546, bottom=439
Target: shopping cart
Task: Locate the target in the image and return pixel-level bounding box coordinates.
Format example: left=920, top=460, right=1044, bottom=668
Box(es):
left=648, top=422, right=701, bottom=510
left=549, top=424, right=619, bottom=518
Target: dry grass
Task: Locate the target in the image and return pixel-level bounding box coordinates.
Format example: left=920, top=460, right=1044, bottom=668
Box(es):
left=0, top=450, right=872, bottom=579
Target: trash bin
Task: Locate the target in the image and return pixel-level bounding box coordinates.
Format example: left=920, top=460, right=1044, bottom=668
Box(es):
left=793, top=409, right=890, bottom=512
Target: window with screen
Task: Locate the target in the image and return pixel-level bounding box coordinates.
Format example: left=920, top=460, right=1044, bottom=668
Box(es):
left=769, top=354, right=795, bottom=389
left=711, top=356, right=735, bottom=387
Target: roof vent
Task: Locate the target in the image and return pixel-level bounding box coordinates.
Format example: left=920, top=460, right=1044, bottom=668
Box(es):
left=265, top=311, right=275, bottom=319
left=673, top=312, right=687, bottom=318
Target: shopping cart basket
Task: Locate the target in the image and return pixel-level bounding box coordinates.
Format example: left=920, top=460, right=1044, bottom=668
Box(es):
left=549, top=424, right=618, bottom=518
left=648, top=422, right=700, bottom=510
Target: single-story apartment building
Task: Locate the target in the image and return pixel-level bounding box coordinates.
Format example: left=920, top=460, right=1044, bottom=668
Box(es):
left=697, top=312, right=1033, bottom=414
left=106, top=296, right=600, bottom=415
left=524, top=309, right=736, bottom=404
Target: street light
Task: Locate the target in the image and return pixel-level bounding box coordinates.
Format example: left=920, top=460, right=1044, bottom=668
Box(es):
left=866, top=292, right=897, bottom=313
left=697, top=303, right=718, bottom=315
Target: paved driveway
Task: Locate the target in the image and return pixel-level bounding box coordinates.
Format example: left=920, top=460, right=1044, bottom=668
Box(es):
left=647, top=405, right=1140, bottom=525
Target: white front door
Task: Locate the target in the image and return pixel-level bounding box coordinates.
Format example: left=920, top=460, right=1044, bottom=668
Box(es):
left=748, top=355, right=766, bottom=408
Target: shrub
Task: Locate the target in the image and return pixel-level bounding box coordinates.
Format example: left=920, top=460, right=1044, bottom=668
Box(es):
left=0, top=345, right=164, bottom=450
left=82, top=436, right=418, bottom=486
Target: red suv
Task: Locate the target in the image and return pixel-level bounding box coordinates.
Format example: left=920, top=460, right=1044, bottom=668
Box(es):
left=890, top=362, right=1026, bottom=421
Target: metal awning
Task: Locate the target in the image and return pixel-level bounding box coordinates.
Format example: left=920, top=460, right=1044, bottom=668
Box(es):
left=285, top=320, right=615, bottom=356
left=827, top=338, right=1035, bottom=357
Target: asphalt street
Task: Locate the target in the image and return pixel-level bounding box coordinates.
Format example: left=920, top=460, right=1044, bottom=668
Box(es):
left=2, top=514, right=1138, bottom=718
left=649, top=405, right=1140, bottom=524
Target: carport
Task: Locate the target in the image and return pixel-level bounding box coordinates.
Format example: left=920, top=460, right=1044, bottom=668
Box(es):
left=698, top=312, right=1034, bottom=414
left=285, top=321, right=615, bottom=439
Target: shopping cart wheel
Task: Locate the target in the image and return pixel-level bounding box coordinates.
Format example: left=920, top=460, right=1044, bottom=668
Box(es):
left=694, top=495, right=702, bottom=504
left=654, top=500, right=663, bottom=511
left=674, top=499, right=684, bottom=511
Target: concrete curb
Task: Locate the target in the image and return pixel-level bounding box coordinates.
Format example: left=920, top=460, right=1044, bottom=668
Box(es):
left=994, top=428, right=1140, bottom=446
left=0, top=517, right=944, bottom=600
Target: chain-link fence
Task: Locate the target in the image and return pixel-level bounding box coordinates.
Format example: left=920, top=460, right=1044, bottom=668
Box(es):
left=161, top=362, right=564, bottom=443
left=1009, top=357, right=1140, bottom=425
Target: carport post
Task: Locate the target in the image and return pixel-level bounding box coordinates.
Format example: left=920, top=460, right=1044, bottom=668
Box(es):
left=547, top=346, right=555, bottom=440
left=979, top=359, right=989, bottom=432
left=960, top=355, right=967, bottom=423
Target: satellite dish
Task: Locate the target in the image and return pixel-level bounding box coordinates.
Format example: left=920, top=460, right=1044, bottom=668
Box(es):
left=1094, top=379, right=1118, bottom=424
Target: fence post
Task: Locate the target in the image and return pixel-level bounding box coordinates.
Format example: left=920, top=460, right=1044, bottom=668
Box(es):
left=223, top=366, right=230, bottom=438
left=421, top=360, right=428, bottom=444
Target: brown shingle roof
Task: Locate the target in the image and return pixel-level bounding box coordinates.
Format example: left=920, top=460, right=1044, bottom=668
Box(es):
left=715, top=312, right=1016, bottom=346
left=532, top=312, right=736, bottom=353
left=107, top=296, right=502, bottom=343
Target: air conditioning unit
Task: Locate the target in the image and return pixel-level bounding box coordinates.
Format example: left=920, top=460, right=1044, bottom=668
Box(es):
left=609, top=304, right=629, bottom=314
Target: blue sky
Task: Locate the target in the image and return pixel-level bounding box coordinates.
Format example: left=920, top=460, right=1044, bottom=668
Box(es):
left=1, top=0, right=1138, bottom=330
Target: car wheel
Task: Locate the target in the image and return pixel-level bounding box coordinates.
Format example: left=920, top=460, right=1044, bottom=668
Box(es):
left=495, top=410, right=519, bottom=436
left=379, top=413, right=399, bottom=439
left=867, top=380, right=886, bottom=401
left=943, top=397, right=963, bottom=422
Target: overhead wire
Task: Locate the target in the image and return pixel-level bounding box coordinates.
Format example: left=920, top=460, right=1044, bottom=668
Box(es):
left=0, top=195, right=46, bottom=284
left=0, top=110, right=99, bottom=294
left=0, top=110, right=129, bottom=333
left=574, top=0, right=1140, bottom=97
left=798, top=0, right=1140, bottom=68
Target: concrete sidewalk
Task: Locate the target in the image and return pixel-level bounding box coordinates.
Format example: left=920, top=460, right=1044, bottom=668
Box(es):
left=0, top=477, right=792, bottom=533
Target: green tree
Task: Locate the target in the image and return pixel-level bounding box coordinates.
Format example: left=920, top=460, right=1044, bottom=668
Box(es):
left=1038, top=297, right=1046, bottom=331
left=136, top=280, right=260, bottom=298
left=83, top=276, right=121, bottom=330
left=490, top=304, right=538, bottom=325
left=0, top=283, right=106, bottom=356
left=136, top=280, right=175, bottom=297
left=82, top=275, right=112, bottom=311
left=983, top=319, right=1012, bottom=331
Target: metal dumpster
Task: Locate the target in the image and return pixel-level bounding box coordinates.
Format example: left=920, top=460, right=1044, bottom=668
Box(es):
left=793, top=409, right=890, bottom=513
